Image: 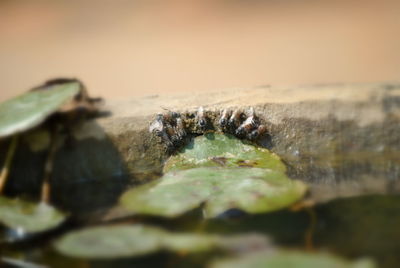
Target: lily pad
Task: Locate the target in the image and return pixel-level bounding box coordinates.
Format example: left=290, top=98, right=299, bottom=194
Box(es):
left=0, top=81, right=80, bottom=138
left=0, top=196, right=66, bottom=233
left=163, top=133, right=286, bottom=173
left=56, top=225, right=215, bottom=258
left=55, top=225, right=165, bottom=259
left=120, top=167, right=307, bottom=218
left=55, top=224, right=271, bottom=259
left=162, top=232, right=219, bottom=252
left=210, top=251, right=375, bottom=268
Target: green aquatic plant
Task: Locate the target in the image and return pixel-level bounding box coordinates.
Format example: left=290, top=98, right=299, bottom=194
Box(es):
left=121, top=167, right=306, bottom=218
left=0, top=196, right=66, bottom=233
left=120, top=133, right=307, bottom=218
left=55, top=224, right=270, bottom=259
left=163, top=133, right=286, bottom=173
left=0, top=79, right=100, bottom=233
left=210, top=251, right=375, bottom=268
left=0, top=81, right=80, bottom=138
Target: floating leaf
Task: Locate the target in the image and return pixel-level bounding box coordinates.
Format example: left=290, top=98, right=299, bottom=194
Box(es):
left=55, top=224, right=270, bottom=259
left=0, top=82, right=80, bottom=138
left=210, top=251, right=376, bottom=268
left=164, top=232, right=221, bottom=253
left=55, top=225, right=164, bottom=259
left=163, top=133, right=286, bottom=173
left=56, top=225, right=213, bottom=258
left=121, top=133, right=306, bottom=218
left=215, top=233, right=272, bottom=254
left=120, top=167, right=307, bottom=218
left=0, top=196, right=66, bottom=233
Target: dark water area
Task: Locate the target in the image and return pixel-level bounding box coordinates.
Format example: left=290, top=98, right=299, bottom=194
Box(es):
left=1, top=185, right=399, bottom=268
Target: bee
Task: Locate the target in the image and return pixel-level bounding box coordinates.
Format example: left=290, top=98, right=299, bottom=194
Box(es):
left=248, top=124, right=268, bottom=141
left=150, top=111, right=188, bottom=150
left=174, top=116, right=186, bottom=139
left=196, top=106, right=207, bottom=130
left=150, top=106, right=268, bottom=152
left=218, top=109, right=231, bottom=130
left=169, top=115, right=187, bottom=147
left=149, top=114, right=164, bottom=134
left=228, top=109, right=244, bottom=132
left=162, top=109, right=180, bottom=123
left=235, top=108, right=258, bottom=137
left=149, top=114, right=173, bottom=148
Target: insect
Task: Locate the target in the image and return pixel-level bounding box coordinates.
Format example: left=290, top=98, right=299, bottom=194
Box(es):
left=196, top=106, right=207, bottom=130
left=228, top=109, right=244, bottom=133
left=218, top=109, right=231, bottom=131
left=149, top=114, right=173, bottom=148
left=149, top=106, right=268, bottom=152
left=235, top=108, right=258, bottom=138
left=174, top=116, right=186, bottom=140
left=149, top=111, right=188, bottom=151
left=248, top=124, right=268, bottom=141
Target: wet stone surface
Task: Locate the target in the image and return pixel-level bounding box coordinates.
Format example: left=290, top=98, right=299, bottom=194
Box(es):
left=99, top=83, right=400, bottom=200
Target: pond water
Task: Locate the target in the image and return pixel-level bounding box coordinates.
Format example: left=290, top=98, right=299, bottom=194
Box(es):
left=1, top=172, right=399, bottom=268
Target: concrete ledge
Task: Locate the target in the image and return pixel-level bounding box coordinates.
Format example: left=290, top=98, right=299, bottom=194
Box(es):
left=97, top=82, right=400, bottom=202
left=100, top=83, right=399, bottom=165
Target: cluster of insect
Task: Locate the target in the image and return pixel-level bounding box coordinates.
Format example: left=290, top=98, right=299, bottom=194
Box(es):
left=149, top=107, right=268, bottom=151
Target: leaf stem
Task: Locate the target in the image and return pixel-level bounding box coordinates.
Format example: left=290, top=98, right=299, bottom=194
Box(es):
left=41, top=130, right=59, bottom=203
left=304, top=207, right=316, bottom=251
left=0, top=135, right=19, bottom=193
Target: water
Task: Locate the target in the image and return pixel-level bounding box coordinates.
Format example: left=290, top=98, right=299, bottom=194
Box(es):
left=1, top=169, right=399, bottom=268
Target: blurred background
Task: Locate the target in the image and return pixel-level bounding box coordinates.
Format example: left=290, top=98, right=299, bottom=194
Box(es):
left=0, top=0, right=399, bottom=101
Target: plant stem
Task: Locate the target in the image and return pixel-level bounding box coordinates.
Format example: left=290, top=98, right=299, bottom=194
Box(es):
left=41, top=130, right=58, bottom=203
left=0, top=135, right=18, bottom=193
left=0, top=135, right=18, bottom=194
left=304, top=207, right=316, bottom=251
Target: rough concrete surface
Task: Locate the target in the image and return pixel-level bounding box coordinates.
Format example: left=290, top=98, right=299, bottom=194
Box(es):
left=97, top=82, right=400, bottom=202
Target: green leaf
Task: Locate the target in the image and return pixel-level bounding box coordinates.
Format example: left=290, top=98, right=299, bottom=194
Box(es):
left=0, top=82, right=80, bottom=138
left=55, top=225, right=164, bottom=259
left=55, top=224, right=271, bottom=259
left=55, top=225, right=216, bottom=258
left=120, top=167, right=307, bottom=218
left=163, top=133, right=286, bottom=173
left=121, top=133, right=305, bottom=218
left=161, top=232, right=218, bottom=252
left=210, top=251, right=376, bottom=268
left=0, top=196, right=66, bottom=233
